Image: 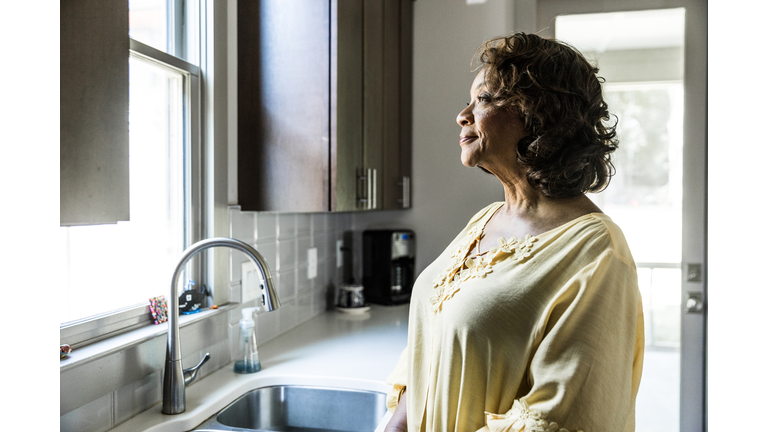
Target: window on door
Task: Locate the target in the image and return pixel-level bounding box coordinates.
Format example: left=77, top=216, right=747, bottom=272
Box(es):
left=556, top=8, right=686, bottom=432
left=601, top=81, right=684, bottom=347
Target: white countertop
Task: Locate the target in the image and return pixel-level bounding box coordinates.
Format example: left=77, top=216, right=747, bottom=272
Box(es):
left=112, top=304, right=409, bottom=432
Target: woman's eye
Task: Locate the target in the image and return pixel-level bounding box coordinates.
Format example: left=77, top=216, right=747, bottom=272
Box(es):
left=477, top=94, right=492, bottom=103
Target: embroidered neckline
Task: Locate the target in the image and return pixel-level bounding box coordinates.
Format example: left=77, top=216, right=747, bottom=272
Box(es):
left=429, top=208, right=538, bottom=313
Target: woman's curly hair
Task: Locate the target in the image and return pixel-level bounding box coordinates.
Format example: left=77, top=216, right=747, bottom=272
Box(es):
left=474, top=33, right=618, bottom=198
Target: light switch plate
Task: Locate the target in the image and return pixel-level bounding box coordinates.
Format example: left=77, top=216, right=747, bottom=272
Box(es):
left=308, top=248, right=318, bottom=279
left=241, top=261, right=263, bottom=303
left=336, top=240, right=343, bottom=268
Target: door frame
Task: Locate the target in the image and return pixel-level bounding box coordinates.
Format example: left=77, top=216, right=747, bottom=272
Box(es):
left=533, top=1, right=708, bottom=431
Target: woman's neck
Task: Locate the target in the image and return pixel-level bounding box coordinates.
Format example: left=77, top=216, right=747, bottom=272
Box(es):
left=499, top=175, right=601, bottom=218
left=474, top=181, right=602, bottom=251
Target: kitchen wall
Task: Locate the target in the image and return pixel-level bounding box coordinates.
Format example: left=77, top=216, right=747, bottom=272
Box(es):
left=228, top=208, right=352, bottom=342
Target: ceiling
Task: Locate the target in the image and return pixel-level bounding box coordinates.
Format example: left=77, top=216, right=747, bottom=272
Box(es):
left=555, top=8, right=685, bottom=53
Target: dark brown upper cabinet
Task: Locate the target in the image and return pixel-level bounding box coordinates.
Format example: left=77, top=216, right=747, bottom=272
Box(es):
left=238, top=0, right=413, bottom=212
left=61, top=0, right=130, bottom=226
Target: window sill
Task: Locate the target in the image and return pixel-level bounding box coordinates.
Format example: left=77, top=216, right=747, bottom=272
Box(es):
left=59, top=303, right=237, bottom=373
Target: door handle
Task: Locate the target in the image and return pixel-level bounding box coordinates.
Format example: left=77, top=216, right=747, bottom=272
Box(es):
left=685, top=291, right=704, bottom=314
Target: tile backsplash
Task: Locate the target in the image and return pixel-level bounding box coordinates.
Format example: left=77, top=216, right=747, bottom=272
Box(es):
left=228, top=207, right=354, bottom=344
left=60, top=208, right=354, bottom=432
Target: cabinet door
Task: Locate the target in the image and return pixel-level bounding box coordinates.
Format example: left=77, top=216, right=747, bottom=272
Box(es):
left=332, top=0, right=364, bottom=212
left=238, top=0, right=331, bottom=212
left=335, top=0, right=413, bottom=212
left=364, top=0, right=413, bottom=211
left=363, top=0, right=385, bottom=211
left=61, top=0, right=130, bottom=225
left=399, top=0, right=414, bottom=209
left=387, top=0, right=413, bottom=210
left=238, top=0, right=411, bottom=213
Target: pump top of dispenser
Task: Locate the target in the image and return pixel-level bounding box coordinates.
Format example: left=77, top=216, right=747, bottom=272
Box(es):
left=240, top=307, right=259, bottom=329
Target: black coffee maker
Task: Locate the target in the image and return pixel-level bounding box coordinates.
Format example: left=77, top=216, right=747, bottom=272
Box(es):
left=362, top=229, right=415, bottom=305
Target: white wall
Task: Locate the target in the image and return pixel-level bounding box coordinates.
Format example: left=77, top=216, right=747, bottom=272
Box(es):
left=708, top=1, right=768, bottom=429
left=354, top=0, right=518, bottom=275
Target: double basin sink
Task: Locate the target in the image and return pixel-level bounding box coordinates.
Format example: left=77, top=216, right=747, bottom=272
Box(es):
left=192, top=385, right=388, bottom=432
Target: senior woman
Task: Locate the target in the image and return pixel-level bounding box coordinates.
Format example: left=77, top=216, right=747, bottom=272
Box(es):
left=383, top=33, right=644, bottom=432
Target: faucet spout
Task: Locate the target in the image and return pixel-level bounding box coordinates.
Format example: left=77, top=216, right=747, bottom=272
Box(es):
left=162, top=238, right=279, bottom=415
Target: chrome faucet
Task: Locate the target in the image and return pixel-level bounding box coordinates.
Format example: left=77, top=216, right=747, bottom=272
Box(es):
left=163, top=237, right=280, bottom=415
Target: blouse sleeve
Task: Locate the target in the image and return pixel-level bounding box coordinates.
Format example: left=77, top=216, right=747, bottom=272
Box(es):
left=481, top=250, right=644, bottom=432
left=385, top=346, right=409, bottom=413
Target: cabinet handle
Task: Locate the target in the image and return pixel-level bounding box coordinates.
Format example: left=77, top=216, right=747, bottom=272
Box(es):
left=366, top=168, right=373, bottom=209
left=372, top=168, right=377, bottom=209
left=397, top=176, right=410, bottom=208
left=358, top=168, right=374, bottom=210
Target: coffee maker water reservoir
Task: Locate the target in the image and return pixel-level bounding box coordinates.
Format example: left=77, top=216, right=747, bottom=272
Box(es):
left=363, top=230, right=415, bottom=305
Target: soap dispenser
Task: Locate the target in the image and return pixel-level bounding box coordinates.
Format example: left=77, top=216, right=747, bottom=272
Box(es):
left=234, top=307, right=262, bottom=373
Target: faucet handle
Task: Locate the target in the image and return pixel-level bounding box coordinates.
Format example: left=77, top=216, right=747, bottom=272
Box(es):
left=183, top=353, right=211, bottom=387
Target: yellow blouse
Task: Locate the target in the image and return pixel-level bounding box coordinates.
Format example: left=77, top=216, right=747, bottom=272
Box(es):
left=386, top=202, right=644, bottom=432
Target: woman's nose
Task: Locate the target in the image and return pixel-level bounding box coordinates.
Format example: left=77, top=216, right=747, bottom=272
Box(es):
left=456, top=104, right=473, bottom=126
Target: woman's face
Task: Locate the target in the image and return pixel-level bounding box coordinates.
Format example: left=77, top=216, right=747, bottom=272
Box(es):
left=456, top=70, right=530, bottom=177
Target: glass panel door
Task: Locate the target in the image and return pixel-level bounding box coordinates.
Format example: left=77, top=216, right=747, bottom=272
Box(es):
left=548, top=6, right=704, bottom=432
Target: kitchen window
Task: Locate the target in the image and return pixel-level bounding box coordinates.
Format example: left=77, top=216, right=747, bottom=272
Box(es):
left=60, top=0, right=202, bottom=347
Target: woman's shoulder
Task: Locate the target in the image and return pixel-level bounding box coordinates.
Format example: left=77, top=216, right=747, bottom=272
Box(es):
left=562, top=213, right=635, bottom=266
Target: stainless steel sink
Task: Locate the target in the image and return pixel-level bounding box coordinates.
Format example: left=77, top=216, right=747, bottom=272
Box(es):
left=192, top=385, right=388, bottom=432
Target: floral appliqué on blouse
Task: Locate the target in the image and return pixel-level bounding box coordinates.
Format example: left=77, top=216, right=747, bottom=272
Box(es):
left=430, top=226, right=538, bottom=313
left=485, top=399, right=583, bottom=432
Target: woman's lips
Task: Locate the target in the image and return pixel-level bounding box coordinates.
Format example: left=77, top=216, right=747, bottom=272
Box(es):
left=460, top=135, right=478, bottom=144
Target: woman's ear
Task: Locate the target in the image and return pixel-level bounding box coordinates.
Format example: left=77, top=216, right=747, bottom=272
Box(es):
left=516, top=136, right=538, bottom=161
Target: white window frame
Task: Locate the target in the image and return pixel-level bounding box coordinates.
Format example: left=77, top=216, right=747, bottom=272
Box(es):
left=60, top=38, right=203, bottom=349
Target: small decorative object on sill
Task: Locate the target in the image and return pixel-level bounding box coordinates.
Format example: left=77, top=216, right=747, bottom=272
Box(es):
left=179, top=280, right=208, bottom=315
left=210, top=305, right=219, bottom=310
left=60, top=344, right=72, bottom=359
left=149, top=295, right=168, bottom=325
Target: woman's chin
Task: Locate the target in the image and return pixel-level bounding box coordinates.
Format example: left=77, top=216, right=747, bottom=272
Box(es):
left=460, top=153, right=478, bottom=168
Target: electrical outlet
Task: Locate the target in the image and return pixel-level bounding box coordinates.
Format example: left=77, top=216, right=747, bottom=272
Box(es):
left=336, top=240, right=343, bottom=268
left=241, top=261, right=263, bottom=303
left=308, top=247, right=318, bottom=279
